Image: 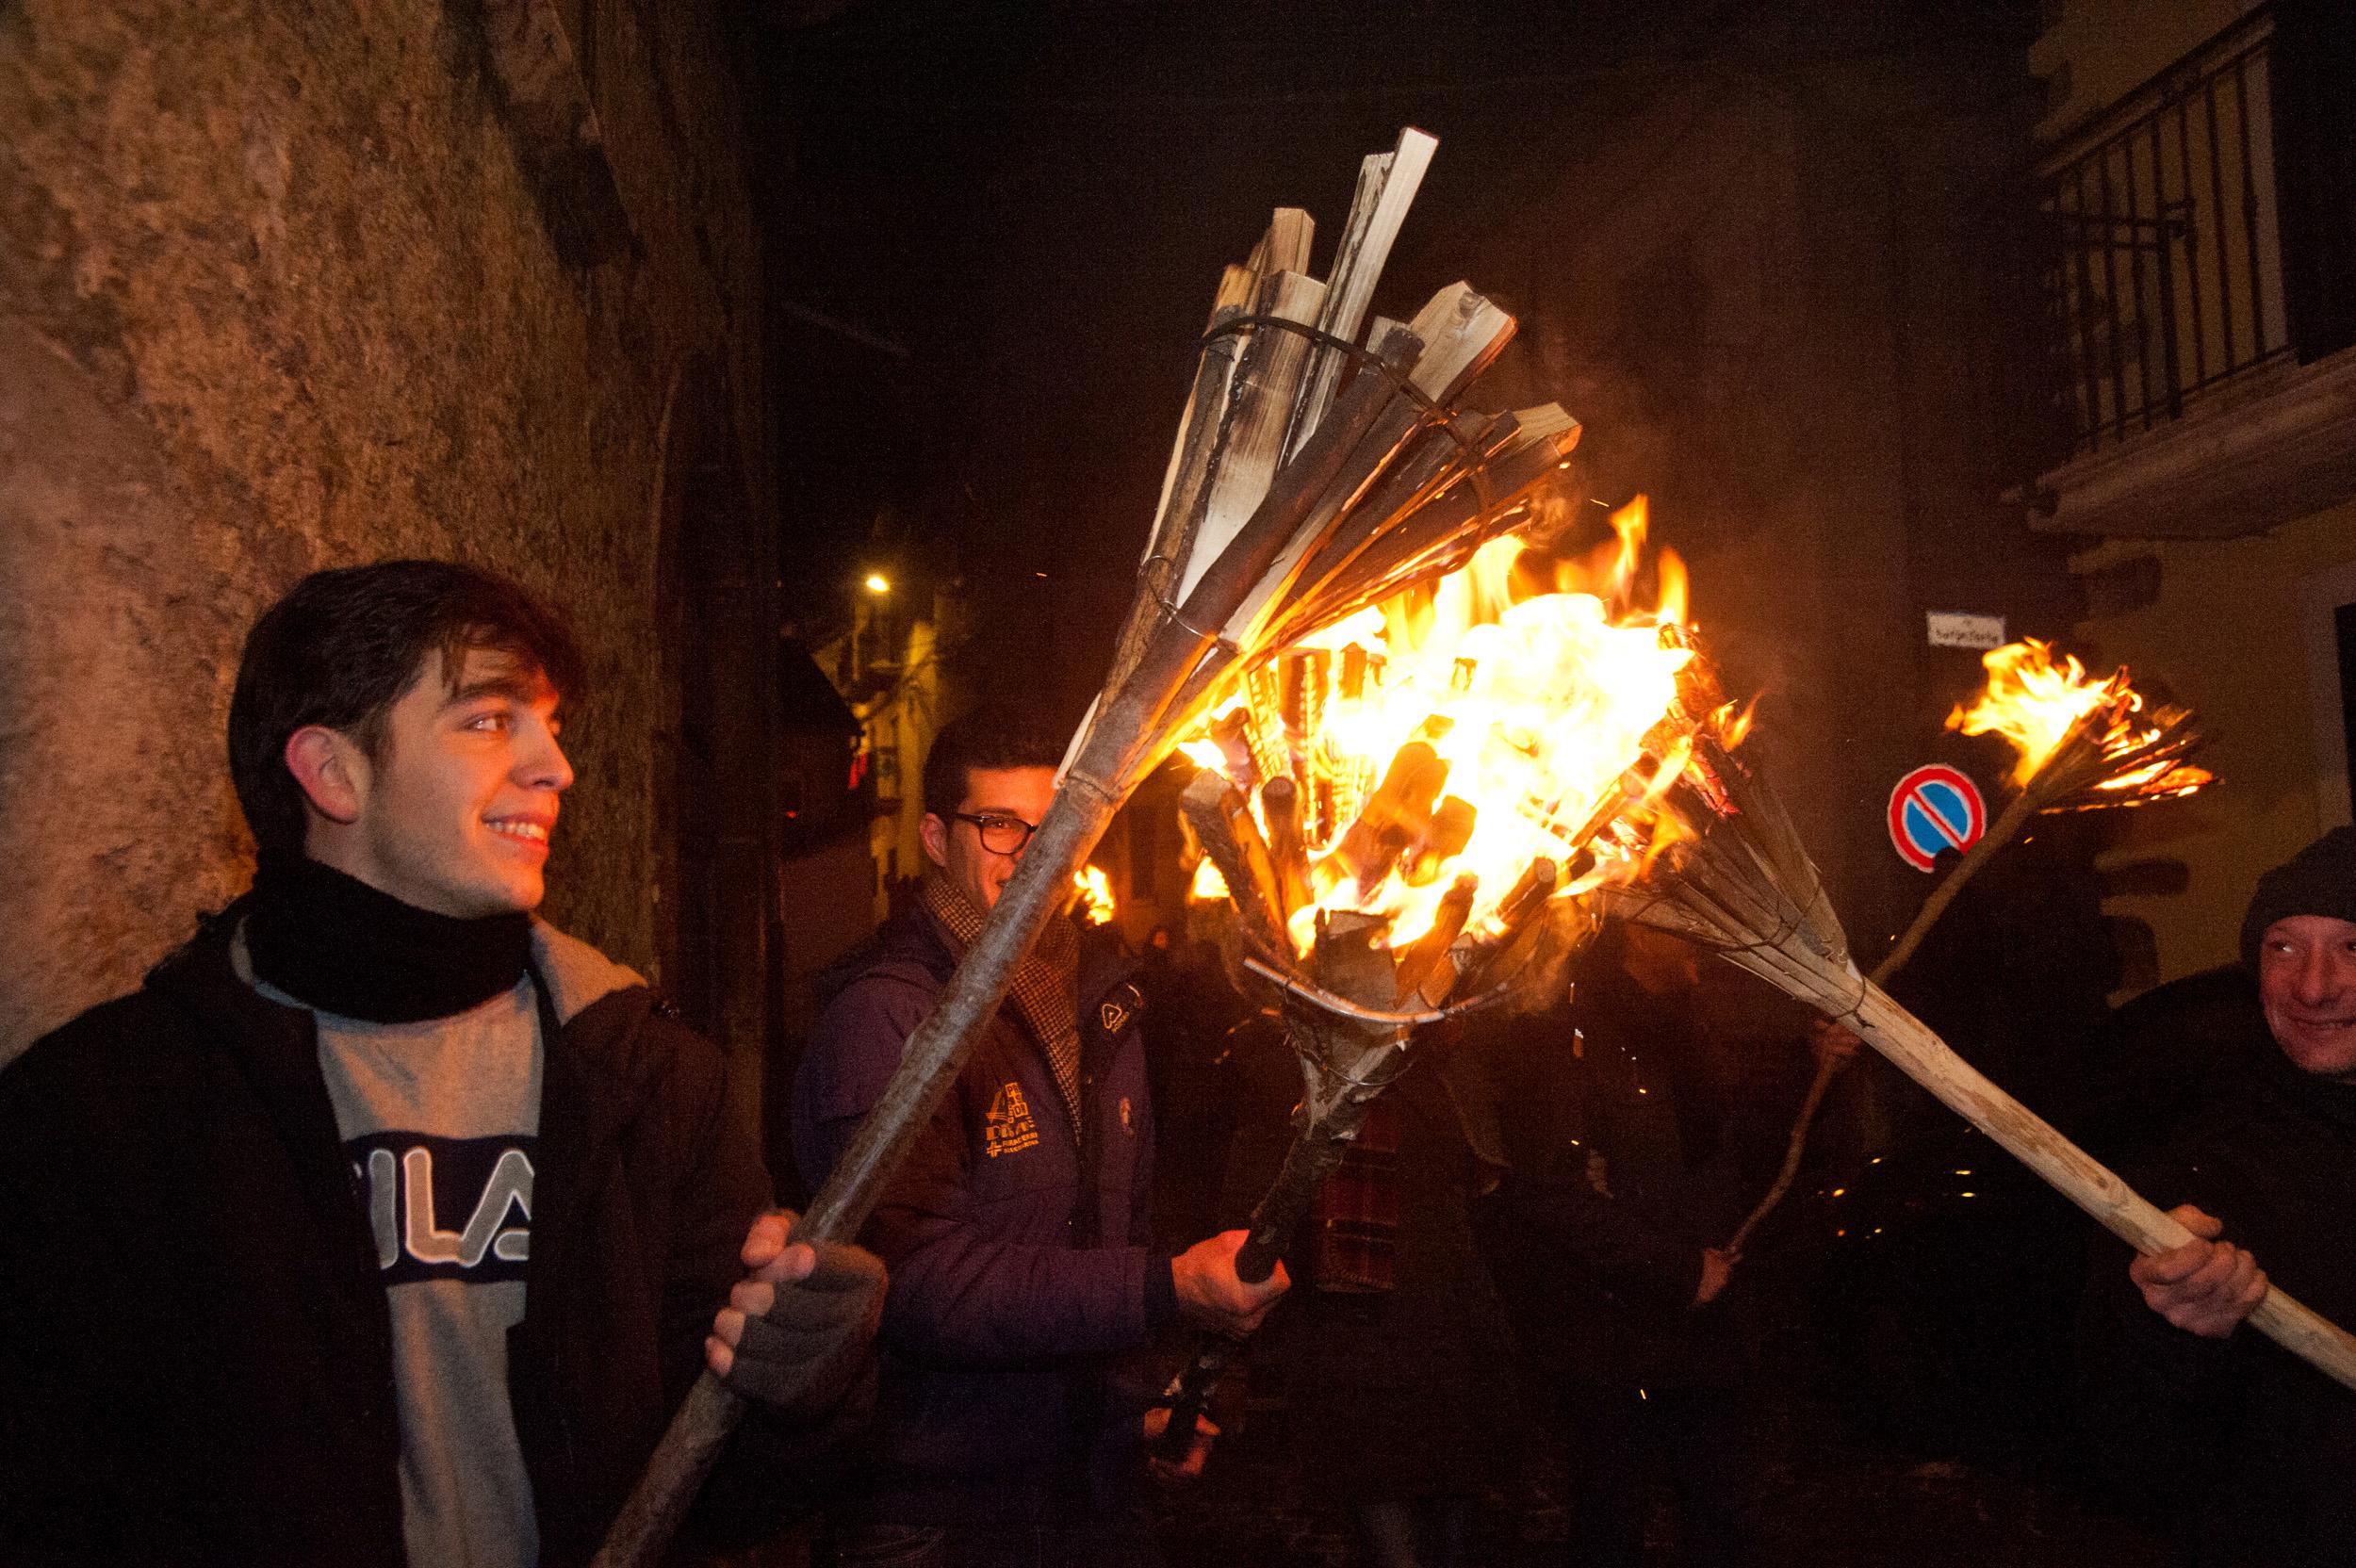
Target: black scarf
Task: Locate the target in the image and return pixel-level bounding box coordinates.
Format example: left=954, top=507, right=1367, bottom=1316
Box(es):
left=244, top=854, right=532, bottom=1023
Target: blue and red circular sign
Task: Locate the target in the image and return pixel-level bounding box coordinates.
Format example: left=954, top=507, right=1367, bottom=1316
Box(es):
left=1887, top=764, right=1985, bottom=873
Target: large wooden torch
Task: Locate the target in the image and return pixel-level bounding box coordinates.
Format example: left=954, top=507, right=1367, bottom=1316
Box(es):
left=592, top=127, right=1586, bottom=1568
left=1726, top=639, right=2213, bottom=1253
left=1148, top=503, right=1710, bottom=1458
left=1615, top=653, right=2356, bottom=1391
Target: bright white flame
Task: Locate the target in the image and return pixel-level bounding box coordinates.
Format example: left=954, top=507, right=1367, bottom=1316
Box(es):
left=1186, top=497, right=1707, bottom=953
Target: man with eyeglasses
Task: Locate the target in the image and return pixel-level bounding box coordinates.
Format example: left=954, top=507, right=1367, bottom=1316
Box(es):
left=794, top=703, right=1287, bottom=1565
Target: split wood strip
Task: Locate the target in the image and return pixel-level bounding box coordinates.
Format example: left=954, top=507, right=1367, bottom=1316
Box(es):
left=1176, top=270, right=1329, bottom=606
left=1221, top=287, right=1516, bottom=645
left=1104, top=326, right=1427, bottom=791
left=1106, top=303, right=1253, bottom=702
left=1147, top=267, right=1261, bottom=562
left=1245, top=206, right=1315, bottom=280
left=1268, top=421, right=1580, bottom=644
left=1268, top=410, right=1529, bottom=634
left=1284, top=128, right=1439, bottom=462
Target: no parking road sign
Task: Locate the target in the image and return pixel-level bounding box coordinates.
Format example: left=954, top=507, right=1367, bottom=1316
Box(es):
left=1888, top=764, right=1985, bottom=873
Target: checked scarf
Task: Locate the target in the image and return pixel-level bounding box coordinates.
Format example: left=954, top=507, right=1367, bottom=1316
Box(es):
left=922, top=874, right=1085, bottom=1135
left=1310, top=1099, right=1401, bottom=1293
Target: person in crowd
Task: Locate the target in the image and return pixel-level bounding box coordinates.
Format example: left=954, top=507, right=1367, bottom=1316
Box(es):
left=793, top=704, right=1287, bottom=1566
left=1134, top=927, right=1250, bottom=1255
left=1242, top=1018, right=1518, bottom=1568
left=1482, top=919, right=1846, bottom=1567
left=0, top=561, right=883, bottom=1568
left=2079, top=825, right=2356, bottom=1566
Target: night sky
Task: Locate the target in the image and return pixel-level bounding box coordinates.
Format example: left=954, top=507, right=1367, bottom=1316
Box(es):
left=751, top=0, right=2046, bottom=747
left=752, top=0, right=1762, bottom=719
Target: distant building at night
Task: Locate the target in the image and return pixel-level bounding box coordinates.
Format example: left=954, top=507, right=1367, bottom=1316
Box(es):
left=2016, top=0, right=2356, bottom=984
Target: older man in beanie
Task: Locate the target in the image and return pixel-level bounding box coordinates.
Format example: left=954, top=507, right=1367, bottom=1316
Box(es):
left=2077, top=826, right=2356, bottom=1566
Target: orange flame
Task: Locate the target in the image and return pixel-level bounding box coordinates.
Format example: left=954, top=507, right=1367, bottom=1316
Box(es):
left=1185, top=497, right=1731, bottom=956
left=1947, top=638, right=2211, bottom=801
left=1072, top=865, right=1117, bottom=925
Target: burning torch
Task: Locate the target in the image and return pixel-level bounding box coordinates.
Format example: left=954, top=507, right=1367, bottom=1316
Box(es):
left=1726, top=638, right=2213, bottom=1254
left=1605, top=652, right=2356, bottom=1391
left=1154, top=503, right=1717, bottom=1458
left=593, top=126, right=1581, bottom=1566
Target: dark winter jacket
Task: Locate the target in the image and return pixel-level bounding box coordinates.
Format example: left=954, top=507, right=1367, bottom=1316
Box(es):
left=0, top=905, right=804, bottom=1568
left=2077, top=1006, right=2356, bottom=1567
left=793, top=904, right=1171, bottom=1525
left=1480, top=965, right=1756, bottom=1388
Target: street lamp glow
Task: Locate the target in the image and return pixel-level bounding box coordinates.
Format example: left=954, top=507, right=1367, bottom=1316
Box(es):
left=863, top=573, right=891, bottom=595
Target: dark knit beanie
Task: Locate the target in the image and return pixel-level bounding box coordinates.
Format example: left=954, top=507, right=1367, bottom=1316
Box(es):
left=2240, top=825, right=2356, bottom=972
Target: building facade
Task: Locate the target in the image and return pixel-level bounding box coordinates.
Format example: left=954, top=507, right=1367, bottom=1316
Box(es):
left=2022, top=0, right=2356, bottom=981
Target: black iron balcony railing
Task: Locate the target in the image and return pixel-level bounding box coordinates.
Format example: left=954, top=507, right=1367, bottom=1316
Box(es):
left=2032, top=7, right=2288, bottom=460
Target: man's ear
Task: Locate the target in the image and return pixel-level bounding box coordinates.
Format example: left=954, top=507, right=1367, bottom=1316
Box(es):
left=285, top=726, right=367, bottom=826
left=919, top=812, right=950, bottom=871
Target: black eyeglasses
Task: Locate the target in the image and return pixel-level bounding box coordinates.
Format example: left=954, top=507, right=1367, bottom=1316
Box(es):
left=953, top=811, right=1039, bottom=856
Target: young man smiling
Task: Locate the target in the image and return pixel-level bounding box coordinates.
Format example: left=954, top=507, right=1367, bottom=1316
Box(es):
left=0, top=561, right=882, bottom=1568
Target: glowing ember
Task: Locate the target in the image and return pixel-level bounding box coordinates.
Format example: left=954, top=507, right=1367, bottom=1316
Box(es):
left=1188, top=858, right=1231, bottom=903
left=1947, top=638, right=2212, bottom=804
left=1072, top=865, right=1117, bottom=925
left=1183, top=497, right=1732, bottom=956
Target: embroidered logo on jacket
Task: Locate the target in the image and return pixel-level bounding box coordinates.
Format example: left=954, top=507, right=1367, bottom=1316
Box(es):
left=347, top=1133, right=535, bottom=1286
left=983, top=1082, right=1040, bottom=1158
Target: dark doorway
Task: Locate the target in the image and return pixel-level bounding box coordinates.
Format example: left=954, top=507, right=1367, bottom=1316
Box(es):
left=654, top=359, right=776, bottom=1146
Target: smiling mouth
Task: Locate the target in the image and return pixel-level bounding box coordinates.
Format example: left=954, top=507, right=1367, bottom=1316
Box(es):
left=488, top=819, right=551, bottom=845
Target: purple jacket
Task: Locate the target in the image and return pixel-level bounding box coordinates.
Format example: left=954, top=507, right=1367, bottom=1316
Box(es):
left=793, top=906, right=1174, bottom=1524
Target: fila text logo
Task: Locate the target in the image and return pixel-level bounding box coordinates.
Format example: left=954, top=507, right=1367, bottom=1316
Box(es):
left=347, top=1133, right=536, bottom=1286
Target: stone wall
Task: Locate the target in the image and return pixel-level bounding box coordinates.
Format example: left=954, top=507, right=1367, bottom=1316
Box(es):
left=0, top=0, right=772, bottom=1061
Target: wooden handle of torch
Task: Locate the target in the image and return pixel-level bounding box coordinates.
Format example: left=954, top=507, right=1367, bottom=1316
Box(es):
left=1153, top=1094, right=1372, bottom=1462
left=1724, top=1049, right=1842, bottom=1256
left=592, top=781, right=1126, bottom=1568
left=1727, top=787, right=2046, bottom=1252
left=1843, top=979, right=2356, bottom=1392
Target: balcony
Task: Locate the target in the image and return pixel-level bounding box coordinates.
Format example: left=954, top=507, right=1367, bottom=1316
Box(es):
left=2015, top=3, right=2356, bottom=539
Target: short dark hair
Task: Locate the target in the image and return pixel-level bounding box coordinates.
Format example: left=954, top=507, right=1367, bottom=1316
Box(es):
left=920, top=702, right=1065, bottom=820
left=228, top=561, right=586, bottom=859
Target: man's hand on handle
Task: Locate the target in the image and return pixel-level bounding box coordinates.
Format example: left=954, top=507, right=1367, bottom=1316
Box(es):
left=1807, top=1017, right=1862, bottom=1070
left=2132, top=1204, right=2266, bottom=1339
left=1171, top=1229, right=1290, bottom=1336
left=1695, top=1246, right=1737, bottom=1307
left=707, top=1209, right=887, bottom=1421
